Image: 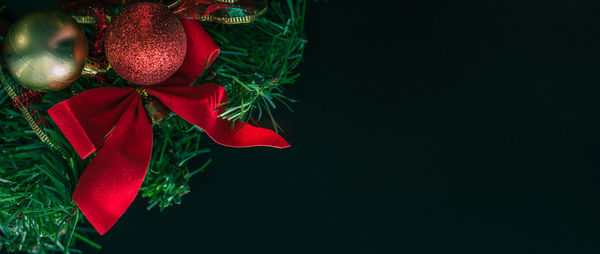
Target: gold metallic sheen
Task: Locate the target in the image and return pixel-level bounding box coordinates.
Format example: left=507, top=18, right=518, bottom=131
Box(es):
left=3, top=10, right=88, bottom=91
left=71, top=15, right=112, bottom=24
left=81, top=57, right=111, bottom=77
left=71, top=15, right=96, bottom=24
left=166, top=0, right=183, bottom=9
left=136, top=87, right=171, bottom=125
left=144, top=98, right=170, bottom=125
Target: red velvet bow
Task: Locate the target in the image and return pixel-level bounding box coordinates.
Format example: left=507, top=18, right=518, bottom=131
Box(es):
left=48, top=20, right=289, bottom=235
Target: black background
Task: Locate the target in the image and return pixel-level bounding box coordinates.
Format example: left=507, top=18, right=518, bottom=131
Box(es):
left=7, top=0, right=600, bottom=253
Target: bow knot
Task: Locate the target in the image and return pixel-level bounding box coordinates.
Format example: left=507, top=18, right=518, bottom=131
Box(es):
left=134, top=87, right=149, bottom=99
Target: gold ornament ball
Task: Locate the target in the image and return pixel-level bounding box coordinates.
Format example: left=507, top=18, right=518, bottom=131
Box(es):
left=3, top=10, right=88, bottom=91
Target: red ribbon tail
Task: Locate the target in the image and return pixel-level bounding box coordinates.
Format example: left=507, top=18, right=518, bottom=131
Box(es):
left=71, top=94, right=153, bottom=235
left=147, top=84, right=290, bottom=148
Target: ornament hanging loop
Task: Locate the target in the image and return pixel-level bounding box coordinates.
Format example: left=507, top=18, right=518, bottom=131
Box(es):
left=157, top=0, right=183, bottom=9
left=81, top=57, right=111, bottom=77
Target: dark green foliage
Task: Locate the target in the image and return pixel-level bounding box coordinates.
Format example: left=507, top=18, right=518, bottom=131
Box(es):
left=203, top=0, right=307, bottom=131
left=141, top=117, right=212, bottom=211
left=0, top=94, right=85, bottom=253
left=0, top=0, right=306, bottom=253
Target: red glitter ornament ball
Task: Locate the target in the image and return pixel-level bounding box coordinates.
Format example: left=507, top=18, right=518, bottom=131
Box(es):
left=105, top=2, right=186, bottom=85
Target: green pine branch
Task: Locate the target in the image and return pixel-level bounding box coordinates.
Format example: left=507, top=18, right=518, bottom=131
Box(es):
left=203, top=0, right=307, bottom=131
left=0, top=0, right=308, bottom=253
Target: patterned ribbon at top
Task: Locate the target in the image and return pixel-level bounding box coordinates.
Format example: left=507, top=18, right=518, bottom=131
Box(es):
left=173, top=0, right=268, bottom=23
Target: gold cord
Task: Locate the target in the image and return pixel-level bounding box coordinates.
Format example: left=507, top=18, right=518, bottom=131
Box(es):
left=167, top=0, right=184, bottom=9
left=71, top=15, right=112, bottom=24
left=0, top=70, right=58, bottom=151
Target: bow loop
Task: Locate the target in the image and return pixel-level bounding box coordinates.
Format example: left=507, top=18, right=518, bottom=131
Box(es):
left=48, top=87, right=138, bottom=159
left=147, top=84, right=290, bottom=148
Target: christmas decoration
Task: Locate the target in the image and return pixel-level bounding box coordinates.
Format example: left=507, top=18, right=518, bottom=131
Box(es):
left=3, top=10, right=88, bottom=91
left=105, top=2, right=187, bottom=85
left=49, top=19, right=289, bottom=234
left=0, top=0, right=308, bottom=252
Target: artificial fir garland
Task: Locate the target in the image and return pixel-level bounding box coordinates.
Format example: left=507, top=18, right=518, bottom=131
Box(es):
left=0, top=0, right=307, bottom=252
